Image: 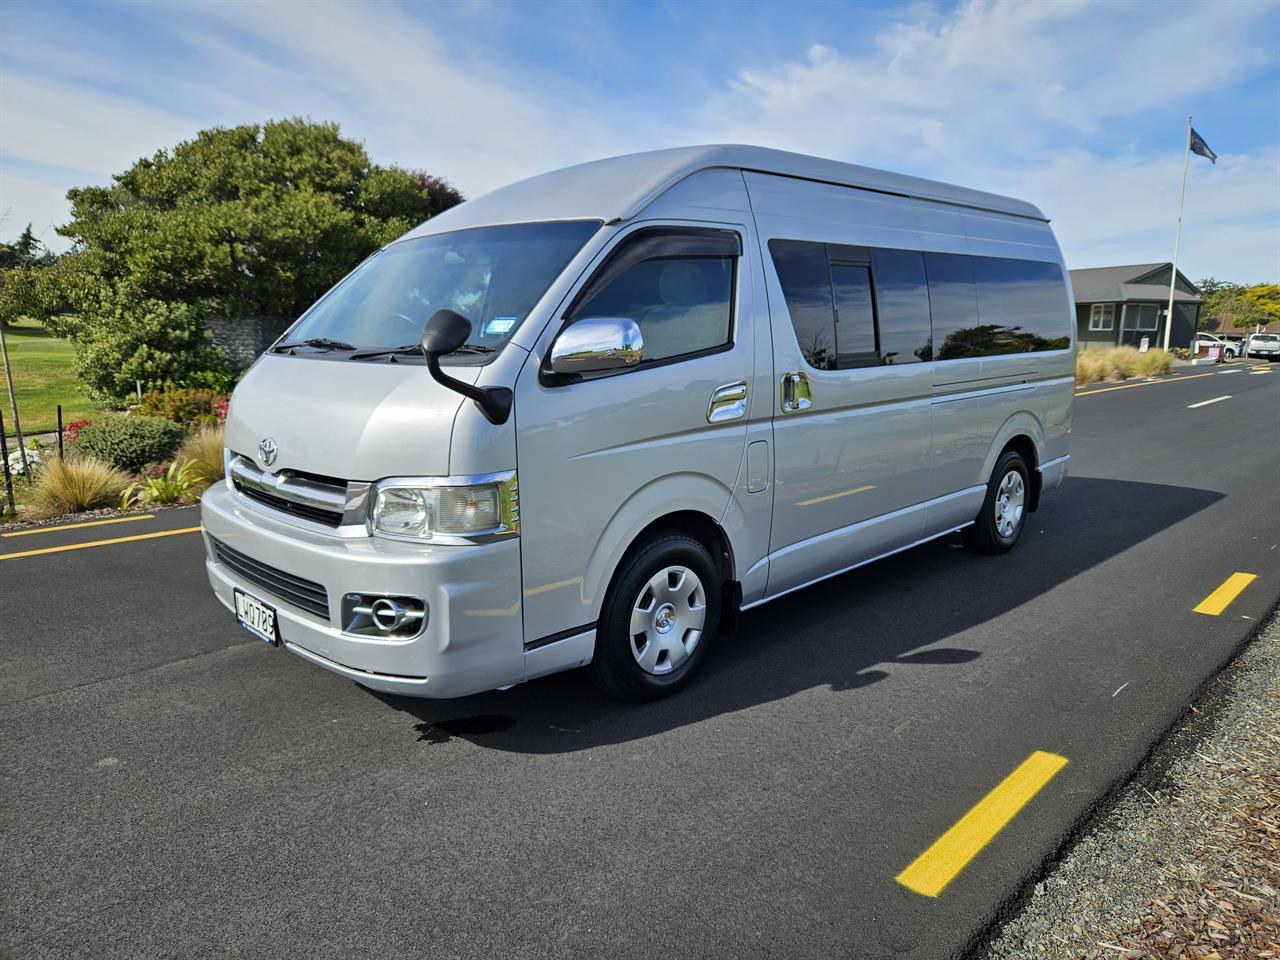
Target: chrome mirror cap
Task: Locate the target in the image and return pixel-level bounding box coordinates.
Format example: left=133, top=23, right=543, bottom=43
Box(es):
left=549, top=318, right=644, bottom=376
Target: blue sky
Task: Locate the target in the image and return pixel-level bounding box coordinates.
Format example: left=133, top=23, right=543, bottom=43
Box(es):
left=2, top=0, right=1278, bottom=281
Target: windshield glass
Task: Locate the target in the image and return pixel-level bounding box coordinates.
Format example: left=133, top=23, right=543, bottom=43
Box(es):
left=282, top=220, right=601, bottom=357
left=1254, top=334, right=1278, bottom=341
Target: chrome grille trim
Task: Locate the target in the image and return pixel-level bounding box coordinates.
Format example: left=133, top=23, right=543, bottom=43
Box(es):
left=227, top=455, right=372, bottom=530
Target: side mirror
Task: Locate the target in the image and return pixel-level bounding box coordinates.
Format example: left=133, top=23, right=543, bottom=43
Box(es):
left=419, top=309, right=512, bottom=425
left=549, top=318, right=645, bottom=377
left=420, top=308, right=472, bottom=356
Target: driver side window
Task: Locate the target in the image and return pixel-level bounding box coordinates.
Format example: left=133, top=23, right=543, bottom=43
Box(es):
left=569, top=228, right=740, bottom=365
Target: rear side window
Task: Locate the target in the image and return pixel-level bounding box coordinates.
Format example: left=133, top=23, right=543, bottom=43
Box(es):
left=927, top=253, right=1070, bottom=359
left=971, top=257, right=1072, bottom=354
left=570, top=228, right=739, bottom=364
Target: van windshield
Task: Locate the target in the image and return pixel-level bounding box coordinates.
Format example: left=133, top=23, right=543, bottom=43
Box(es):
left=281, top=220, right=601, bottom=360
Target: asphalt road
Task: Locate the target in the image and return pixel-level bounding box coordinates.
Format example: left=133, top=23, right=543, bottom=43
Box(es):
left=3, top=361, right=1277, bottom=960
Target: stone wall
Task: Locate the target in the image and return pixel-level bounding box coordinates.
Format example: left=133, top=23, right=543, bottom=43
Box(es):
left=205, top=315, right=292, bottom=371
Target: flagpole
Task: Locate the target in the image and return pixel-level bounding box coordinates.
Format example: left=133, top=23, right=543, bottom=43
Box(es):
left=1164, top=115, right=1192, bottom=352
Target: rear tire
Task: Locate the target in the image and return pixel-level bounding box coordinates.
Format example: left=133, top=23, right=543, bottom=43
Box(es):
left=963, top=450, right=1031, bottom=555
left=589, top=532, right=722, bottom=702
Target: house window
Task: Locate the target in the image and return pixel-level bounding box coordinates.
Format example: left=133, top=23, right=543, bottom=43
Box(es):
left=1126, top=304, right=1160, bottom=331
left=1088, top=303, right=1115, bottom=331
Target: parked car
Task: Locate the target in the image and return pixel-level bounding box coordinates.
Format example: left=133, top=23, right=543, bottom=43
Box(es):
left=201, top=145, right=1075, bottom=702
left=1193, top=332, right=1243, bottom=359
left=1246, top=333, right=1280, bottom=360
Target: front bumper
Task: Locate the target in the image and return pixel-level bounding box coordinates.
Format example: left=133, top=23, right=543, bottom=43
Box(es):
left=201, top=482, right=525, bottom=698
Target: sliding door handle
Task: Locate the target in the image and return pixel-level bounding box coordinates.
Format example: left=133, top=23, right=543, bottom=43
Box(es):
left=780, top=371, right=812, bottom=414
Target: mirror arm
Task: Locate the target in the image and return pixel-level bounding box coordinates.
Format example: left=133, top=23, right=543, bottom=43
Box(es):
left=423, top=351, right=513, bottom=425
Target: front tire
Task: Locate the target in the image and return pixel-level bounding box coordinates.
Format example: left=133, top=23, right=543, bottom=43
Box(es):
left=589, top=532, right=722, bottom=702
left=963, top=450, right=1031, bottom=555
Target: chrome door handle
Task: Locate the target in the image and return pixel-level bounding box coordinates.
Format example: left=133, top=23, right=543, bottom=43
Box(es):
left=707, top=380, right=748, bottom=423
left=780, top=371, right=812, bottom=414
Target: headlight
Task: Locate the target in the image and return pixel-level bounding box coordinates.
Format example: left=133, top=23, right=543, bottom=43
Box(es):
left=370, top=472, right=519, bottom=543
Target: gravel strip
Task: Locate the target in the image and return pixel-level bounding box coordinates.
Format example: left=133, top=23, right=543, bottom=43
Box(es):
left=0, top=500, right=193, bottom=533
left=983, top=611, right=1280, bottom=959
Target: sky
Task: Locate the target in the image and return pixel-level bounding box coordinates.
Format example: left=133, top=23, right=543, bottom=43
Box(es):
left=2, top=0, right=1278, bottom=282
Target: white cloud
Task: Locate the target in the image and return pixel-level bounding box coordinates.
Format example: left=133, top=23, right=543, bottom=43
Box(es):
left=1, top=0, right=1276, bottom=280
left=692, top=0, right=1280, bottom=279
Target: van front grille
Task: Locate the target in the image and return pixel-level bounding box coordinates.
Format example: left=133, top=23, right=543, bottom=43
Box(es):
left=210, top=538, right=330, bottom=620
left=233, top=483, right=344, bottom=527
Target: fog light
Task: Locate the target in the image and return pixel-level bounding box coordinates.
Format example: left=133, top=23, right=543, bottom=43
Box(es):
left=341, top=593, right=427, bottom=639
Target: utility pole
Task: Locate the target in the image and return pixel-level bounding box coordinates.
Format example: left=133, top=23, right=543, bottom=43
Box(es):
left=1163, top=117, right=1192, bottom=353
left=0, top=323, right=30, bottom=477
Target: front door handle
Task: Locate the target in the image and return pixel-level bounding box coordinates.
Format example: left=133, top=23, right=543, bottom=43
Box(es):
left=707, top=380, right=748, bottom=423
left=780, top=371, right=812, bottom=414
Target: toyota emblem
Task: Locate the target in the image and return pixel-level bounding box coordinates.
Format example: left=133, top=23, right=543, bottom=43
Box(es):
left=258, top=437, right=278, bottom=467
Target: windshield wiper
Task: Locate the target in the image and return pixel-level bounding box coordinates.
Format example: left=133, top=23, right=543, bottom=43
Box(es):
left=350, top=343, right=495, bottom=361
left=273, top=337, right=357, bottom=353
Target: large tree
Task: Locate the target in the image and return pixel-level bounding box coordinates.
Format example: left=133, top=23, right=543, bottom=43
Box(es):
left=1199, top=279, right=1280, bottom=333
left=48, top=118, right=461, bottom=400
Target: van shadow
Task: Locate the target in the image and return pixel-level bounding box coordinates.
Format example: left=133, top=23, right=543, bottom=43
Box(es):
left=371, top=477, right=1222, bottom=754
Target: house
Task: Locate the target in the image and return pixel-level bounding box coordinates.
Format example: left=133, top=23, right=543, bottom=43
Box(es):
left=1069, top=263, right=1203, bottom=350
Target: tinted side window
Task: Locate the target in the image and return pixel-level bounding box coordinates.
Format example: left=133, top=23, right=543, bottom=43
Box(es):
left=830, top=262, right=877, bottom=367
left=971, top=257, right=1071, bottom=354
left=770, top=240, right=837, bottom=370
left=871, top=249, right=931, bottom=363
left=573, top=256, right=734, bottom=363
left=924, top=253, right=981, bottom=360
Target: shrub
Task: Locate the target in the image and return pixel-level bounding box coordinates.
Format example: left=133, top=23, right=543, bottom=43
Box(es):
left=1076, top=346, right=1173, bottom=384
left=25, top=457, right=131, bottom=518
left=73, top=415, right=184, bottom=472
left=5, top=444, right=43, bottom=476
left=138, top=387, right=229, bottom=426
left=178, top=424, right=225, bottom=486
left=121, top=459, right=206, bottom=508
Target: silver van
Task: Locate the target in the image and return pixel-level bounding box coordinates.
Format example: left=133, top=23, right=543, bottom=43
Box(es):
left=201, top=145, right=1074, bottom=702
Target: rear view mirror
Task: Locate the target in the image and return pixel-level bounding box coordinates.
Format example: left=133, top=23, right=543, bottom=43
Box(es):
left=549, top=318, right=645, bottom=377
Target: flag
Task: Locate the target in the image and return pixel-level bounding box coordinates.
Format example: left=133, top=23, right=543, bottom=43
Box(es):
left=1190, top=127, right=1216, bottom=164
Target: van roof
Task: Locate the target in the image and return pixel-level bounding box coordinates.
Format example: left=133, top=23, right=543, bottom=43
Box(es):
left=402, top=144, right=1047, bottom=241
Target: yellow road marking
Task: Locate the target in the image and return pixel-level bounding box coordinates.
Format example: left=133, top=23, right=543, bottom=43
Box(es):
left=1075, top=372, right=1215, bottom=397
left=1, top=514, right=155, bottom=538
left=1193, top=572, right=1258, bottom=616
left=896, top=750, right=1068, bottom=898
left=796, top=484, right=876, bottom=507
left=0, top=526, right=202, bottom=561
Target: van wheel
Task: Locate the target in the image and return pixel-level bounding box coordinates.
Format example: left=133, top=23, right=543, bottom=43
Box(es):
left=963, top=450, right=1030, bottom=555
left=589, top=532, right=721, bottom=702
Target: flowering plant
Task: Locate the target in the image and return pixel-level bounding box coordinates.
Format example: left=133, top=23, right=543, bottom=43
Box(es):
left=214, top=397, right=229, bottom=424
left=6, top=445, right=43, bottom=476
left=63, top=418, right=94, bottom=443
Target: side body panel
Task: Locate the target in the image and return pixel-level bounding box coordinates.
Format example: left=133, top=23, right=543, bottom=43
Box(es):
left=744, top=172, right=934, bottom=598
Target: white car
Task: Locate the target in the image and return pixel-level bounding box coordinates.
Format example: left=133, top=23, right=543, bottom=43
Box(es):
left=1246, top=333, right=1280, bottom=359
left=1193, top=332, right=1243, bottom=359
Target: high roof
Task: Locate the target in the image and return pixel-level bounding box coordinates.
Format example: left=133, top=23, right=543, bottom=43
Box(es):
left=1069, top=263, right=1203, bottom=304
left=403, top=144, right=1047, bottom=240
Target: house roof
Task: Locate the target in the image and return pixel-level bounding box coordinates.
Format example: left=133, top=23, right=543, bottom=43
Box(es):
left=1069, top=263, right=1203, bottom=304
left=403, top=144, right=1047, bottom=241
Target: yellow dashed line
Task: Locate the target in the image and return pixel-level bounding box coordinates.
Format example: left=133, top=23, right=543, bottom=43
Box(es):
left=896, top=750, right=1068, bottom=898
left=1193, top=572, right=1258, bottom=616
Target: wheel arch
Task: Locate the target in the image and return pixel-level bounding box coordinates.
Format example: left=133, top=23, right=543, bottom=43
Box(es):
left=982, top=411, right=1045, bottom=511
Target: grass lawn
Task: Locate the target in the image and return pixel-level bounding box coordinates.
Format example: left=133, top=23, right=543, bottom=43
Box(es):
left=1, top=318, right=106, bottom=438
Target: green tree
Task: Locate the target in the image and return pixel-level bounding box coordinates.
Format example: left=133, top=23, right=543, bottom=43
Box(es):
left=51, top=118, right=462, bottom=401
left=0, top=224, right=60, bottom=329
left=1234, top=283, right=1280, bottom=331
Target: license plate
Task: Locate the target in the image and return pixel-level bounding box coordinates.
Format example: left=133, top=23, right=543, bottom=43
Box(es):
left=234, top=589, right=279, bottom=647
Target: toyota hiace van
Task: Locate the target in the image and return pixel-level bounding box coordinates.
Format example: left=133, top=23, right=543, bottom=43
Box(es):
left=201, top=145, right=1074, bottom=701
